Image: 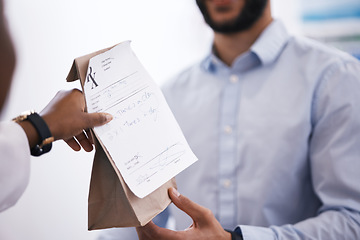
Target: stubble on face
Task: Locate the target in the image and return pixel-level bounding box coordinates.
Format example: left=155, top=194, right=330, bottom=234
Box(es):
left=196, top=0, right=268, bottom=34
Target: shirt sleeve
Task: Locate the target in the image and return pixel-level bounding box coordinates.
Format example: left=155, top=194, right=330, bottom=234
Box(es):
left=0, top=121, right=31, bottom=212
left=238, top=61, right=360, bottom=240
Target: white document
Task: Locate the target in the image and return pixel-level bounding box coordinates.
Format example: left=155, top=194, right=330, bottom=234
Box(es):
left=83, top=41, right=198, bottom=198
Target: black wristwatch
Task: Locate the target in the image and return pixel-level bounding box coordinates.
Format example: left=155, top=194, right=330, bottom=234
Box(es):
left=226, top=229, right=244, bottom=240
left=13, top=110, right=54, bottom=156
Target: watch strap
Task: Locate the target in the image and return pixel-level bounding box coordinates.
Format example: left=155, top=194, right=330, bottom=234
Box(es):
left=26, top=112, right=53, bottom=156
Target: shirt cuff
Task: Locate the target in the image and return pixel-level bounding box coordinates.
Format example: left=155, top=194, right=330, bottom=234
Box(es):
left=238, top=225, right=276, bottom=240
left=0, top=121, right=31, bottom=212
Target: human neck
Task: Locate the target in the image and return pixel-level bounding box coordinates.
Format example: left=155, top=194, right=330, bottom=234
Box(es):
left=213, top=14, right=273, bottom=66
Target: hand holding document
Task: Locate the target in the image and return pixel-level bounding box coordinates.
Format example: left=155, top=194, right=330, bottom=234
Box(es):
left=83, top=41, right=198, bottom=198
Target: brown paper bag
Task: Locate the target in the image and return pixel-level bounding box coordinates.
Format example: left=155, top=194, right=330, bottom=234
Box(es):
left=66, top=44, right=176, bottom=230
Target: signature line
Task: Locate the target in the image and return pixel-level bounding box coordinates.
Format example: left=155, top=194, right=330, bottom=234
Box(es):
left=130, top=143, right=180, bottom=175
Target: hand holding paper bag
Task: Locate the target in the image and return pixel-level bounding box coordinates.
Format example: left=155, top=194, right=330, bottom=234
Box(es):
left=136, top=188, right=232, bottom=240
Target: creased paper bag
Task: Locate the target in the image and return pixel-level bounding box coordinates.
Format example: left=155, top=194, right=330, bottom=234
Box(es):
left=66, top=44, right=176, bottom=230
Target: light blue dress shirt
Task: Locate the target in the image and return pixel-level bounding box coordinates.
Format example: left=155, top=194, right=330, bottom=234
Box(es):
left=98, top=20, right=360, bottom=240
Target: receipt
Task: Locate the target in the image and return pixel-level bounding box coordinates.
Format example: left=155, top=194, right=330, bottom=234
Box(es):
left=83, top=41, right=198, bottom=198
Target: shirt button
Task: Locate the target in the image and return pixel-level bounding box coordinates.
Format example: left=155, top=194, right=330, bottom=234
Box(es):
left=230, top=75, right=239, bottom=83
left=224, top=125, right=233, bottom=134
left=223, top=179, right=232, bottom=188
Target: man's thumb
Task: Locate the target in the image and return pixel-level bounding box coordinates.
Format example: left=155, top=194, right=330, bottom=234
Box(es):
left=168, top=188, right=205, bottom=223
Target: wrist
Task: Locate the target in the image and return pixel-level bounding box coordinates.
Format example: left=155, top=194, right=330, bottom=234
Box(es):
left=17, top=120, right=40, bottom=148
left=13, top=111, right=54, bottom=156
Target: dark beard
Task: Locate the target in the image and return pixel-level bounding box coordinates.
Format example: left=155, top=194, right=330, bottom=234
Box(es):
left=196, top=0, right=268, bottom=34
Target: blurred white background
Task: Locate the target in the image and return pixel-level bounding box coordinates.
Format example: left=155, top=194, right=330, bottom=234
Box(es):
left=0, top=0, right=301, bottom=239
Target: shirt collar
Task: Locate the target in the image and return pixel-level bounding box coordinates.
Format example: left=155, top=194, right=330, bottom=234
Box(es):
left=202, top=19, right=290, bottom=72
left=251, top=19, right=290, bottom=66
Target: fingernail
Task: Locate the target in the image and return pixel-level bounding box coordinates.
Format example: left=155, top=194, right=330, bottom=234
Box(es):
left=171, top=188, right=181, bottom=197
left=105, top=113, right=113, bottom=122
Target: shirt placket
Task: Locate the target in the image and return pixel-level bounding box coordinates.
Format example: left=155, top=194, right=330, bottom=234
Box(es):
left=218, top=72, right=240, bottom=229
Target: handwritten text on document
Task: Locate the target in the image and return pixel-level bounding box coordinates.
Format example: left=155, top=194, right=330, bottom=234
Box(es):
left=83, top=41, right=198, bottom=198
